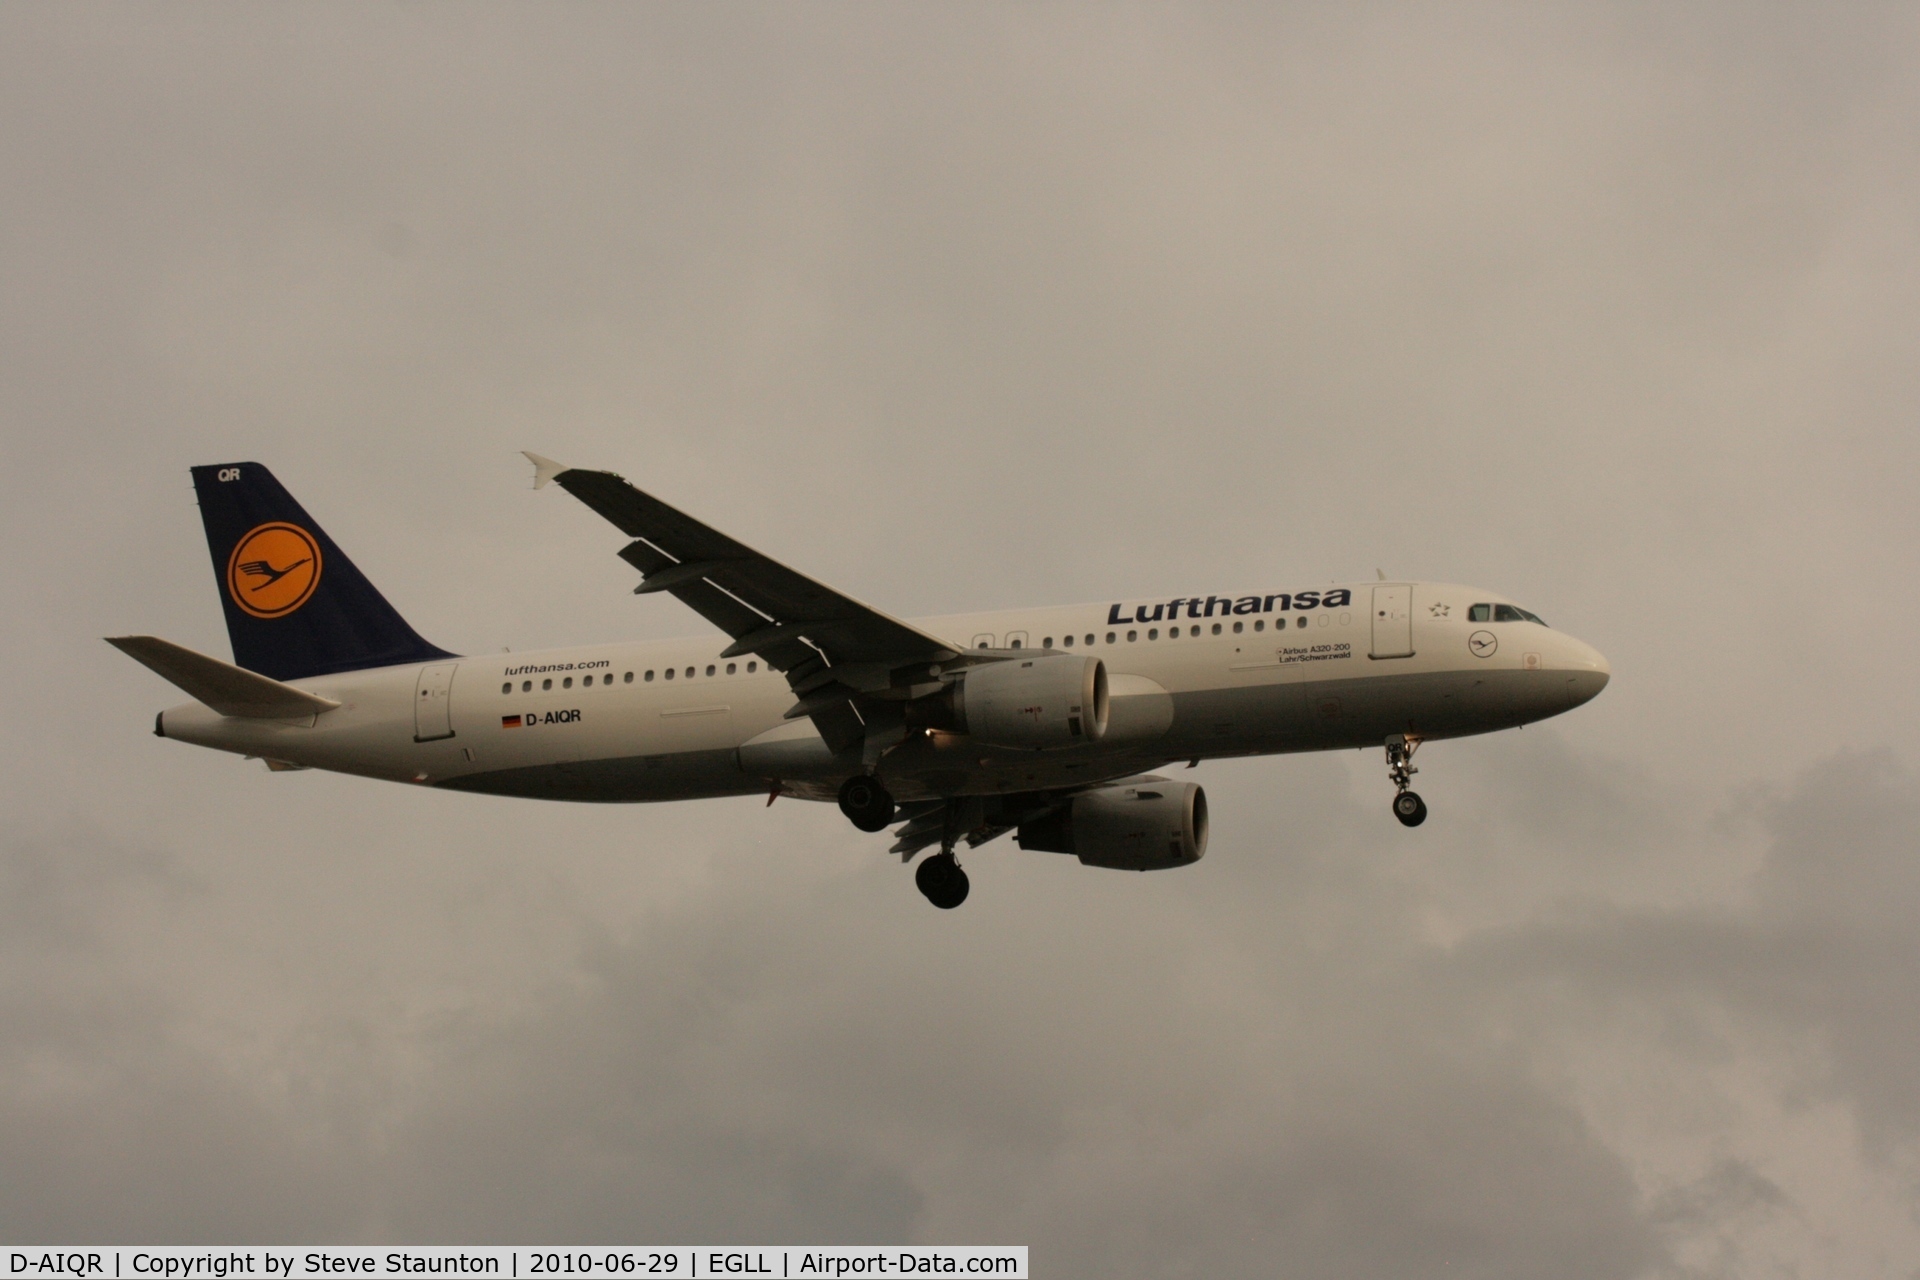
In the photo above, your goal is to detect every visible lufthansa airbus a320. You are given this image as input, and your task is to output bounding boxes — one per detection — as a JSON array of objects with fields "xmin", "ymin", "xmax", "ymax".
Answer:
[{"xmin": 110, "ymin": 456, "xmax": 1610, "ymax": 908}]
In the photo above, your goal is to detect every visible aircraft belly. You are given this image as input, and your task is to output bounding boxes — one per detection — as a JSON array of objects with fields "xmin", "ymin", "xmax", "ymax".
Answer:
[
  {"xmin": 1448, "ymin": 668, "xmax": 1584, "ymax": 732},
  {"xmin": 435, "ymin": 748, "xmax": 759, "ymax": 803},
  {"xmin": 1161, "ymin": 684, "xmax": 1314, "ymax": 755},
  {"xmin": 879, "ymin": 742, "xmax": 1174, "ymax": 801},
  {"xmin": 1300, "ymin": 668, "xmax": 1582, "ymax": 748},
  {"xmin": 1135, "ymin": 668, "xmax": 1547, "ymax": 756}
]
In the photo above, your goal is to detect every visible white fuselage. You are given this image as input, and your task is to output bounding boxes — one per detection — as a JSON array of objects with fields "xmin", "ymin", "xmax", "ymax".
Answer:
[{"xmin": 158, "ymin": 582, "xmax": 1610, "ymax": 804}]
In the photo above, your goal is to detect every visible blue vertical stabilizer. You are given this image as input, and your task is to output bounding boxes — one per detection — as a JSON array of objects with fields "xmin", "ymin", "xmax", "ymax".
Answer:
[{"xmin": 190, "ymin": 462, "xmax": 455, "ymax": 680}]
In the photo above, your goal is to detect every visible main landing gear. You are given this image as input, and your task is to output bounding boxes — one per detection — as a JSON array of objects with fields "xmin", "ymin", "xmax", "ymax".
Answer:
[
  {"xmin": 1385, "ymin": 734, "xmax": 1427, "ymax": 828},
  {"xmin": 838, "ymin": 774, "xmax": 897, "ymax": 833},
  {"xmin": 915, "ymin": 851, "xmax": 971, "ymax": 910},
  {"xmin": 839, "ymin": 778, "xmax": 971, "ymax": 909}
]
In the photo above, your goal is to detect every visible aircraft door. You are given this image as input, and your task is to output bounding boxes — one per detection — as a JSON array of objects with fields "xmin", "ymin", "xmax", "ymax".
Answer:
[
  {"xmin": 414, "ymin": 663, "xmax": 458, "ymax": 741},
  {"xmin": 1370, "ymin": 585, "xmax": 1413, "ymax": 659}
]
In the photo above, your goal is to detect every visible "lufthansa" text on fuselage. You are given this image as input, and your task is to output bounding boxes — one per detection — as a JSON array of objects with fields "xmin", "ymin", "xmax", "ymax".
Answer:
[{"xmin": 1106, "ymin": 589, "xmax": 1353, "ymax": 625}]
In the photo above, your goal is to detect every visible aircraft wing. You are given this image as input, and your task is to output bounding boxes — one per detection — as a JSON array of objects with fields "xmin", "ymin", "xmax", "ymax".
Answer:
[{"xmin": 525, "ymin": 453, "xmax": 964, "ymax": 755}]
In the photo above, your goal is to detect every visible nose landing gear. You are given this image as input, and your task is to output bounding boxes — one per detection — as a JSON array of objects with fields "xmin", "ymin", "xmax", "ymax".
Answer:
[
  {"xmin": 1392, "ymin": 790, "xmax": 1428, "ymax": 826},
  {"xmin": 1385, "ymin": 734, "xmax": 1427, "ymax": 827},
  {"xmin": 838, "ymin": 774, "xmax": 897, "ymax": 832}
]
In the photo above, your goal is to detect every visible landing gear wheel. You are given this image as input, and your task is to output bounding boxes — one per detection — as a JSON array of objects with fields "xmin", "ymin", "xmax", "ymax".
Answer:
[
  {"xmin": 1383, "ymin": 735, "xmax": 1427, "ymax": 828},
  {"xmin": 838, "ymin": 775, "xmax": 896, "ymax": 833},
  {"xmin": 1393, "ymin": 791, "xmax": 1428, "ymax": 827},
  {"xmin": 915, "ymin": 852, "xmax": 971, "ymax": 909}
]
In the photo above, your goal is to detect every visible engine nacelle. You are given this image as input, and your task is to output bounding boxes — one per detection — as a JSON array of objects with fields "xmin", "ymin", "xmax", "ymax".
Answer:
[
  {"xmin": 909, "ymin": 654, "xmax": 1109, "ymax": 750},
  {"xmin": 1016, "ymin": 781, "xmax": 1208, "ymax": 871}
]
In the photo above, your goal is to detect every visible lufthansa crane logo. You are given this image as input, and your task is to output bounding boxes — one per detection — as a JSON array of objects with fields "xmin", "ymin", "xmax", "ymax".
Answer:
[{"xmin": 226, "ymin": 522, "xmax": 322, "ymax": 618}]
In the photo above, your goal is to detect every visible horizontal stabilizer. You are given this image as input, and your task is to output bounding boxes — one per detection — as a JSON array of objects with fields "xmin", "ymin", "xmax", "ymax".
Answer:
[{"xmin": 106, "ymin": 636, "xmax": 341, "ymax": 719}]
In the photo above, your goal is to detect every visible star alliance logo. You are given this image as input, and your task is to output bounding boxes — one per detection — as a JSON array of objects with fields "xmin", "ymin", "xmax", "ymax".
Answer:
[{"xmin": 1429, "ymin": 602, "xmax": 1450, "ymax": 617}]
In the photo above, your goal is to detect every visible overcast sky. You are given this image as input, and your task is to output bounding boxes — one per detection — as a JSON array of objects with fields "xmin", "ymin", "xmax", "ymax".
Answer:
[{"xmin": 5, "ymin": 4, "xmax": 1920, "ymax": 1274}]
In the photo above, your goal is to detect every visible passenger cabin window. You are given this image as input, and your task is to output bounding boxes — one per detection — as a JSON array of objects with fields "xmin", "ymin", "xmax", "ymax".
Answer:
[
  {"xmin": 726, "ymin": 662, "xmax": 736, "ymax": 675},
  {"xmin": 1085, "ymin": 634, "xmax": 1095, "ymax": 645},
  {"xmin": 1062, "ymin": 635, "xmax": 1074, "ymax": 647},
  {"xmin": 747, "ymin": 661, "xmax": 758, "ymax": 673},
  {"xmin": 522, "ymin": 680, "xmax": 532, "ymax": 692},
  {"xmin": 705, "ymin": 665, "xmax": 716, "ymax": 677},
  {"xmin": 645, "ymin": 670, "xmax": 654, "ymax": 681},
  {"xmin": 665, "ymin": 669, "xmax": 675, "ymax": 680},
  {"xmin": 624, "ymin": 672, "xmax": 633, "ymax": 683},
  {"xmin": 542, "ymin": 678, "xmax": 552, "ymax": 691}
]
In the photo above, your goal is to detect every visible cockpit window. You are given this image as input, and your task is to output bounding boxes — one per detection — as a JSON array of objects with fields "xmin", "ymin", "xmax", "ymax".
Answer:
[
  {"xmin": 1469, "ymin": 604, "xmax": 1491, "ymax": 622},
  {"xmin": 1492, "ymin": 604, "xmax": 1548, "ymax": 625}
]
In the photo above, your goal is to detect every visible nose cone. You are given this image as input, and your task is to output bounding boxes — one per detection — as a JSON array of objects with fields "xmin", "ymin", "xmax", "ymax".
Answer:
[{"xmin": 1562, "ymin": 637, "xmax": 1610, "ymax": 709}]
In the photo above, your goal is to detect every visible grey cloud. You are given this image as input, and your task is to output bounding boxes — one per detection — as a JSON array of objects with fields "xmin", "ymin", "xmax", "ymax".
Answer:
[
  {"xmin": 3, "ymin": 761, "xmax": 1670, "ymax": 1275},
  {"xmin": 1456, "ymin": 751, "xmax": 1920, "ymax": 1156},
  {"xmin": 1645, "ymin": 1158, "xmax": 1795, "ymax": 1280}
]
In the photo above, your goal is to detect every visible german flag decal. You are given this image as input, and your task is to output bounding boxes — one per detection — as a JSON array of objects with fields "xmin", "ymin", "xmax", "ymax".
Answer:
[{"xmin": 501, "ymin": 715, "xmax": 522, "ymax": 728}]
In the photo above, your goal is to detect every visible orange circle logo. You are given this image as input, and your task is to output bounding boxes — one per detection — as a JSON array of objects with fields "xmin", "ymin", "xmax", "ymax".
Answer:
[{"xmin": 226, "ymin": 522, "xmax": 322, "ymax": 618}]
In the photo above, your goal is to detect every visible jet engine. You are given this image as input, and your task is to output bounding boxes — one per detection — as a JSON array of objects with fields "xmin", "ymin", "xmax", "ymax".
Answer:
[
  {"xmin": 907, "ymin": 654, "xmax": 1109, "ymax": 749},
  {"xmin": 1015, "ymin": 781, "xmax": 1208, "ymax": 871}
]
